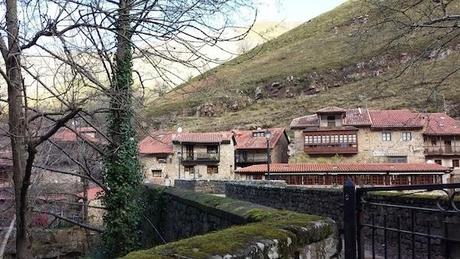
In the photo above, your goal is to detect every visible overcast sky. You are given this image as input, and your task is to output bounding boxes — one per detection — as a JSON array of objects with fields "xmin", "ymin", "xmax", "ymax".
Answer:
[{"xmin": 255, "ymin": 0, "xmax": 348, "ymax": 22}]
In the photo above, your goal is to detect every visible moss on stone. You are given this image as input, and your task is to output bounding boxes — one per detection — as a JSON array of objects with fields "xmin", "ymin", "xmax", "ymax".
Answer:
[{"xmin": 124, "ymin": 187, "xmax": 334, "ymax": 259}]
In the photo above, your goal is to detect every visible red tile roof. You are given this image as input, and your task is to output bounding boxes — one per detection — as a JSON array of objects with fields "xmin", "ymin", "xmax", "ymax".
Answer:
[
  {"xmin": 52, "ymin": 127, "xmax": 100, "ymax": 143},
  {"xmin": 234, "ymin": 128, "xmax": 287, "ymax": 150},
  {"xmin": 290, "ymin": 115, "xmax": 319, "ymax": 129},
  {"xmin": 139, "ymin": 132, "xmax": 174, "ymax": 154},
  {"xmin": 172, "ymin": 132, "xmax": 233, "ymax": 144},
  {"xmin": 236, "ymin": 163, "xmax": 449, "ymax": 174},
  {"xmin": 316, "ymin": 106, "xmax": 346, "ymax": 113},
  {"xmin": 424, "ymin": 113, "xmax": 460, "ymax": 136},
  {"xmin": 369, "ymin": 110, "xmax": 423, "ymax": 129},
  {"xmin": 290, "ymin": 108, "xmax": 428, "ymax": 130},
  {"xmin": 344, "ymin": 108, "xmax": 372, "ymax": 126}
]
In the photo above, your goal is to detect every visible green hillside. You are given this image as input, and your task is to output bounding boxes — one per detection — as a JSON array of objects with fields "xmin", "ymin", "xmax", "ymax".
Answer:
[{"xmin": 144, "ymin": 0, "xmax": 460, "ymax": 131}]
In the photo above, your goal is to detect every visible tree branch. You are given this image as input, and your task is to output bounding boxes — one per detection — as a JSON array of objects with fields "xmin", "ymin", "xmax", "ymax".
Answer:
[{"xmin": 33, "ymin": 210, "xmax": 104, "ymax": 233}]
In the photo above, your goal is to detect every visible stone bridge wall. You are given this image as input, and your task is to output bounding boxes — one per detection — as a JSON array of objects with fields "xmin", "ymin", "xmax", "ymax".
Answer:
[{"xmin": 132, "ymin": 184, "xmax": 338, "ymax": 258}]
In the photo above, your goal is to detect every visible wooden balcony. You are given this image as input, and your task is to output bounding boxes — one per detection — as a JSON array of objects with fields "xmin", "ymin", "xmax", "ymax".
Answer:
[
  {"xmin": 424, "ymin": 146, "xmax": 460, "ymax": 156},
  {"xmin": 235, "ymin": 153, "xmax": 268, "ymax": 165},
  {"xmin": 182, "ymin": 152, "xmax": 220, "ymax": 163},
  {"xmin": 304, "ymin": 144, "xmax": 358, "ymax": 155}
]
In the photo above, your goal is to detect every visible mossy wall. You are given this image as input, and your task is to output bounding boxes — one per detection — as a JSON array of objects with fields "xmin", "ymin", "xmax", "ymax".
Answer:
[{"xmin": 126, "ymin": 184, "xmax": 337, "ymax": 258}]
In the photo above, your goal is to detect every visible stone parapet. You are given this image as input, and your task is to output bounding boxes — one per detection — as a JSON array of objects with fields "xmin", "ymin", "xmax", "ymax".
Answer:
[{"xmin": 125, "ymin": 184, "xmax": 337, "ymax": 258}]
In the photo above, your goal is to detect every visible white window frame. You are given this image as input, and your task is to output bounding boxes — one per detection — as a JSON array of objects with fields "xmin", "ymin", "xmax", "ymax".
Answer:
[
  {"xmin": 382, "ymin": 132, "xmax": 392, "ymax": 141},
  {"xmin": 401, "ymin": 132, "xmax": 412, "ymax": 141}
]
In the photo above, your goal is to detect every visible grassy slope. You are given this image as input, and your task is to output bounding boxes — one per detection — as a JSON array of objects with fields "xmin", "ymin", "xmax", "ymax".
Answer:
[{"xmin": 145, "ymin": 0, "xmax": 460, "ymax": 131}]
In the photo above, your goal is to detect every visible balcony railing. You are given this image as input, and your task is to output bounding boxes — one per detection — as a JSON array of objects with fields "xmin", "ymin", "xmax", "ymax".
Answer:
[
  {"xmin": 182, "ymin": 152, "xmax": 220, "ymax": 162},
  {"xmin": 424, "ymin": 146, "xmax": 460, "ymax": 155},
  {"xmin": 236, "ymin": 154, "xmax": 268, "ymax": 164},
  {"xmin": 304, "ymin": 144, "xmax": 358, "ymax": 155}
]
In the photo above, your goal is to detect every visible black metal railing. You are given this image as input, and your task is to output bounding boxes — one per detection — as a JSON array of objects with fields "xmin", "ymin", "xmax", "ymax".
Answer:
[
  {"xmin": 343, "ymin": 179, "xmax": 460, "ymax": 259},
  {"xmin": 235, "ymin": 153, "xmax": 268, "ymax": 164},
  {"xmin": 182, "ymin": 152, "xmax": 219, "ymax": 162}
]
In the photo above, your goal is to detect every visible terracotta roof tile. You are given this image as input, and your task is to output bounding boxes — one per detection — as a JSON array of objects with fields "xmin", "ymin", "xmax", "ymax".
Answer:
[
  {"xmin": 234, "ymin": 128, "xmax": 287, "ymax": 150},
  {"xmin": 172, "ymin": 132, "xmax": 233, "ymax": 144},
  {"xmin": 52, "ymin": 127, "xmax": 100, "ymax": 143},
  {"xmin": 289, "ymin": 115, "xmax": 319, "ymax": 129},
  {"xmin": 344, "ymin": 108, "xmax": 372, "ymax": 126},
  {"xmin": 139, "ymin": 132, "xmax": 174, "ymax": 154},
  {"xmin": 316, "ymin": 106, "xmax": 346, "ymax": 113},
  {"xmin": 291, "ymin": 108, "xmax": 424, "ymax": 129},
  {"xmin": 424, "ymin": 113, "xmax": 460, "ymax": 136},
  {"xmin": 369, "ymin": 110, "xmax": 423, "ymax": 129},
  {"xmin": 236, "ymin": 163, "xmax": 449, "ymax": 174}
]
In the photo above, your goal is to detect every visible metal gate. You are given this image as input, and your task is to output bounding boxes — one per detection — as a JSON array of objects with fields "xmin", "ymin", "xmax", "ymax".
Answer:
[{"xmin": 343, "ymin": 179, "xmax": 460, "ymax": 259}]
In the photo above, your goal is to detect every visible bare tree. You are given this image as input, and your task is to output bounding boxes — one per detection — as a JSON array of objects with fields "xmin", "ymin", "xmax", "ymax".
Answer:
[{"xmin": 1, "ymin": 0, "xmax": 255, "ymax": 257}]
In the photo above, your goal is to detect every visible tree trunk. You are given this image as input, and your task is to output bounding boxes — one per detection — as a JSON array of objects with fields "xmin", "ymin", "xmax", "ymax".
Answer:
[
  {"xmin": 102, "ymin": 0, "xmax": 142, "ymax": 256},
  {"xmin": 5, "ymin": 0, "xmax": 34, "ymax": 258}
]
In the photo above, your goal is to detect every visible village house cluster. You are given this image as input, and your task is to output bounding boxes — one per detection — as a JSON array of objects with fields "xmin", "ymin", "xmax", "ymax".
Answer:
[
  {"xmin": 138, "ymin": 128, "xmax": 289, "ymax": 185},
  {"xmin": 139, "ymin": 107, "xmax": 460, "ymax": 186}
]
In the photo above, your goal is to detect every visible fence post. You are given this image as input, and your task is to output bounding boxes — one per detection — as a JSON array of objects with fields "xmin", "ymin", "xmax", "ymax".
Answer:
[{"xmin": 343, "ymin": 178, "xmax": 357, "ymax": 259}]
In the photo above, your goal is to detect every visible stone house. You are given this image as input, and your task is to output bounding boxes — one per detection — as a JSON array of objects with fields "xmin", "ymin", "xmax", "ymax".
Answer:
[
  {"xmin": 172, "ymin": 132, "xmax": 236, "ymax": 181},
  {"xmin": 290, "ymin": 107, "xmax": 460, "ymax": 169},
  {"xmin": 423, "ymin": 113, "xmax": 460, "ymax": 169},
  {"xmin": 138, "ymin": 132, "xmax": 176, "ymax": 185},
  {"xmin": 233, "ymin": 128, "xmax": 289, "ymax": 168},
  {"xmin": 139, "ymin": 131, "xmax": 235, "ymax": 184}
]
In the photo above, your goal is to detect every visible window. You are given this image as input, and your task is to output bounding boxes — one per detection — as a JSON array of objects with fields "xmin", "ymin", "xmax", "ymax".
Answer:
[
  {"xmin": 445, "ymin": 140, "xmax": 452, "ymax": 151},
  {"xmin": 434, "ymin": 160, "xmax": 442, "ymax": 165},
  {"xmin": 158, "ymin": 158, "xmax": 167, "ymax": 164},
  {"xmin": 401, "ymin": 132, "xmax": 412, "ymax": 141},
  {"xmin": 332, "ymin": 135, "xmax": 338, "ymax": 143},
  {"xmin": 339, "ymin": 135, "xmax": 344, "ymax": 143},
  {"xmin": 453, "ymin": 160, "xmax": 459, "ymax": 168},
  {"xmin": 327, "ymin": 116, "xmax": 336, "ymax": 128},
  {"xmin": 207, "ymin": 165, "xmax": 218, "ymax": 174},
  {"xmin": 207, "ymin": 145, "xmax": 218, "ymax": 154},
  {"xmin": 185, "ymin": 145, "xmax": 194, "ymax": 160},
  {"xmin": 382, "ymin": 132, "xmax": 391, "ymax": 141},
  {"xmin": 387, "ymin": 156, "xmax": 407, "ymax": 163},
  {"xmin": 151, "ymin": 169, "xmax": 162, "ymax": 177},
  {"xmin": 431, "ymin": 138, "xmax": 438, "ymax": 145},
  {"xmin": 351, "ymin": 134, "xmax": 357, "ymax": 143},
  {"xmin": 184, "ymin": 166, "xmax": 194, "ymax": 175}
]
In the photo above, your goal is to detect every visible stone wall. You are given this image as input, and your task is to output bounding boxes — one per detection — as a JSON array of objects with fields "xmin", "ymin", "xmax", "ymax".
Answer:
[
  {"xmin": 174, "ymin": 179, "xmax": 288, "ymax": 194},
  {"xmin": 225, "ymin": 182, "xmax": 460, "ymax": 258},
  {"xmin": 133, "ymin": 184, "xmax": 338, "ymax": 258},
  {"xmin": 174, "ymin": 179, "xmax": 228, "ymax": 193},
  {"xmin": 357, "ymin": 128, "xmax": 425, "ymax": 163},
  {"xmin": 226, "ymin": 182, "xmax": 343, "ymax": 226}
]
